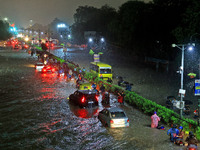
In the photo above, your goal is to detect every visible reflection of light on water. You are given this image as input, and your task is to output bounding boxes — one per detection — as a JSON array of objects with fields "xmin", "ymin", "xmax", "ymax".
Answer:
[
  {"xmin": 41, "ymin": 87, "xmax": 55, "ymax": 93},
  {"xmin": 70, "ymin": 103, "xmax": 99, "ymax": 118},
  {"xmin": 38, "ymin": 119, "xmax": 63, "ymax": 134},
  {"xmin": 41, "ymin": 73, "xmax": 57, "ymax": 78},
  {"xmin": 24, "ymin": 64, "xmax": 35, "ymax": 67},
  {"xmin": 37, "ymin": 87, "xmax": 57, "ymax": 101},
  {"xmin": 108, "ymin": 128, "xmax": 126, "ymax": 140}
]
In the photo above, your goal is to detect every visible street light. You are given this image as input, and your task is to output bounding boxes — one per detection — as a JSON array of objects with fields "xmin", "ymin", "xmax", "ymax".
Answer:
[
  {"xmin": 172, "ymin": 43, "xmax": 195, "ymax": 118},
  {"xmin": 89, "ymin": 38, "xmax": 93, "ymax": 42},
  {"xmin": 57, "ymin": 24, "xmax": 66, "ymax": 28},
  {"xmin": 24, "ymin": 37, "xmax": 29, "ymax": 42}
]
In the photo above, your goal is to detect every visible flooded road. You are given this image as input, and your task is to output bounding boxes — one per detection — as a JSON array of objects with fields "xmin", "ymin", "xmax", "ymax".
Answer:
[{"xmin": 0, "ymin": 49, "xmax": 188, "ymax": 150}]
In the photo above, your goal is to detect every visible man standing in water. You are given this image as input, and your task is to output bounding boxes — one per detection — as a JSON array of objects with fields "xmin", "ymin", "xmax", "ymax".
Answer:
[{"xmin": 151, "ymin": 112, "xmax": 160, "ymax": 128}]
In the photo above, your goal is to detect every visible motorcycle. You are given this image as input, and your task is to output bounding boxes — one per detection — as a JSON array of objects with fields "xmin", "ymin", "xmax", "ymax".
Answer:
[
  {"xmin": 117, "ymin": 76, "xmax": 129, "ymax": 87},
  {"xmin": 174, "ymin": 139, "xmax": 184, "ymax": 146},
  {"xmin": 187, "ymin": 144, "xmax": 197, "ymax": 150}
]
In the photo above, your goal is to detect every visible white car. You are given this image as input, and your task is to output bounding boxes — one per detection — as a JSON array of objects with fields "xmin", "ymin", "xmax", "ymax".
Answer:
[
  {"xmin": 35, "ymin": 62, "xmax": 44, "ymax": 71},
  {"xmin": 98, "ymin": 107, "xmax": 129, "ymax": 128}
]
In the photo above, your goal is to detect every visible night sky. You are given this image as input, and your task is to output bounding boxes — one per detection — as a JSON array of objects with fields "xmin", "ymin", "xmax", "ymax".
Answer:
[{"xmin": 0, "ymin": 0, "xmax": 151, "ymax": 28}]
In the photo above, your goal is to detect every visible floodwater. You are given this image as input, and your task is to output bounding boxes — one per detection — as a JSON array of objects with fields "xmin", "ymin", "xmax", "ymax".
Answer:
[{"xmin": 0, "ymin": 49, "xmax": 189, "ymax": 150}]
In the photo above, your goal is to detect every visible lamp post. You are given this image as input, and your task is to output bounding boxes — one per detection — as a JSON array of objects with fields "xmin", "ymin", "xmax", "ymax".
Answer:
[{"xmin": 172, "ymin": 43, "xmax": 195, "ymax": 118}]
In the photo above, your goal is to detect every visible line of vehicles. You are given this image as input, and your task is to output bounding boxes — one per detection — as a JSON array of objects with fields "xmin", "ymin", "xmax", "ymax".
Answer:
[{"xmin": 35, "ymin": 59, "xmax": 129, "ymax": 128}]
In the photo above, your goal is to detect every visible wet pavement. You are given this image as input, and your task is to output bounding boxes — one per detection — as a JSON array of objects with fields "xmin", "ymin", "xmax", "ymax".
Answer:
[{"xmin": 0, "ymin": 49, "xmax": 193, "ymax": 150}]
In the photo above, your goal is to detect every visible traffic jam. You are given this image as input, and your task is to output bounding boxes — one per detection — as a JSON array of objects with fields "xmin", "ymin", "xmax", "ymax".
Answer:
[{"xmin": 34, "ymin": 51, "xmax": 130, "ymax": 129}]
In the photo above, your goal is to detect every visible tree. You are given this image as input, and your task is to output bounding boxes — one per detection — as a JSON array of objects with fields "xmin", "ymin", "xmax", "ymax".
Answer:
[
  {"xmin": 71, "ymin": 5, "xmax": 117, "ymax": 44},
  {"xmin": 0, "ymin": 20, "xmax": 12, "ymax": 40}
]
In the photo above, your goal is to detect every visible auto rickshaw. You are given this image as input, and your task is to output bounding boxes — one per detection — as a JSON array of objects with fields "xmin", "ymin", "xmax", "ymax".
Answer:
[{"xmin": 77, "ymin": 82, "xmax": 92, "ymax": 90}]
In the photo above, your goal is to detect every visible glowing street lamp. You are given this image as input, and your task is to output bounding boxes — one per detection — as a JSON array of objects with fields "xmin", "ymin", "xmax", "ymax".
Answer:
[
  {"xmin": 172, "ymin": 43, "xmax": 195, "ymax": 118},
  {"xmin": 25, "ymin": 37, "xmax": 29, "ymax": 42},
  {"xmin": 101, "ymin": 38, "xmax": 104, "ymax": 42},
  {"xmin": 57, "ymin": 24, "xmax": 67, "ymax": 28},
  {"xmin": 89, "ymin": 38, "xmax": 93, "ymax": 42},
  {"xmin": 4, "ymin": 17, "xmax": 8, "ymax": 21}
]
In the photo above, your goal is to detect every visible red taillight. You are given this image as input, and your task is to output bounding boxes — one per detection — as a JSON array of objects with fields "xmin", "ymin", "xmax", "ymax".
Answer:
[
  {"xmin": 127, "ymin": 119, "xmax": 129, "ymax": 123},
  {"xmin": 51, "ymin": 44, "xmax": 54, "ymax": 47},
  {"xmin": 81, "ymin": 97, "xmax": 86, "ymax": 103},
  {"xmin": 43, "ymin": 69, "xmax": 47, "ymax": 72},
  {"xmin": 110, "ymin": 120, "xmax": 114, "ymax": 124},
  {"xmin": 47, "ymin": 66, "xmax": 50, "ymax": 69},
  {"xmin": 95, "ymin": 95, "xmax": 98, "ymax": 101},
  {"xmin": 189, "ymin": 148, "xmax": 196, "ymax": 150},
  {"xmin": 52, "ymin": 68, "xmax": 55, "ymax": 72}
]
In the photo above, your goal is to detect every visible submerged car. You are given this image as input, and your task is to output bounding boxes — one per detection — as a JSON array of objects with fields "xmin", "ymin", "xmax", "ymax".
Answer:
[
  {"xmin": 98, "ymin": 107, "xmax": 129, "ymax": 128},
  {"xmin": 69, "ymin": 90, "xmax": 98, "ymax": 107},
  {"xmin": 42, "ymin": 65, "xmax": 56, "ymax": 73},
  {"xmin": 35, "ymin": 62, "xmax": 44, "ymax": 71}
]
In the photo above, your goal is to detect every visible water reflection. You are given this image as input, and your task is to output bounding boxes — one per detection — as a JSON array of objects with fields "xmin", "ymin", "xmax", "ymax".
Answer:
[
  {"xmin": 69, "ymin": 103, "xmax": 99, "ymax": 119},
  {"xmin": 38, "ymin": 119, "xmax": 64, "ymax": 134},
  {"xmin": 108, "ymin": 128, "xmax": 126, "ymax": 141}
]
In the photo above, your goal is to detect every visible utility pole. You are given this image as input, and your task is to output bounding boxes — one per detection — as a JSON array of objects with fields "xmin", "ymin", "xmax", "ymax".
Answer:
[{"xmin": 172, "ymin": 43, "xmax": 195, "ymax": 118}]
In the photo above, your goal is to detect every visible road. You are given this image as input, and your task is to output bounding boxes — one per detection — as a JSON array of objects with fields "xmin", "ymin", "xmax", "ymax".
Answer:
[{"xmin": 0, "ymin": 48, "xmax": 189, "ymax": 150}]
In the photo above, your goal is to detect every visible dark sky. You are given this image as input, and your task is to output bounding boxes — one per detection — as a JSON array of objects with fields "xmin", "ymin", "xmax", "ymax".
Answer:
[{"xmin": 0, "ymin": 0, "xmax": 151, "ymax": 28}]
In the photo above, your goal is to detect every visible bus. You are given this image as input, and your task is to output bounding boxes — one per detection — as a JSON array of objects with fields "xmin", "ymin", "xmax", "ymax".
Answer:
[{"xmin": 90, "ymin": 62, "xmax": 112, "ymax": 80}]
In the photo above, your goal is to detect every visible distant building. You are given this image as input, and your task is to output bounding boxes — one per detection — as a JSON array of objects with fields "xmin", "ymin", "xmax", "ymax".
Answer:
[{"xmin": 24, "ymin": 18, "xmax": 70, "ymax": 43}]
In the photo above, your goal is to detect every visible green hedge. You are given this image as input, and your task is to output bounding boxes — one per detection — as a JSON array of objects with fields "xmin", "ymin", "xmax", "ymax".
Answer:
[{"xmin": 35, "ymin": 46, "xmax": 200, "ymax": 140}]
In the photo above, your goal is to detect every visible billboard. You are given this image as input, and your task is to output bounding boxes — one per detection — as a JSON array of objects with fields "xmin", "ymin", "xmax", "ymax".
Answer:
[{"xmin": 195, "ymin": 79, "xmax": 200, "ymax": 96}]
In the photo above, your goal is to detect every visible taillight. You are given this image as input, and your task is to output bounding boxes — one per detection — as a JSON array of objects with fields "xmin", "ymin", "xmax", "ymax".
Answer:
[
  {"xmin": 47, "ymin": 66, "xmax": 50, "ymax": 69},
  {"xmin": 81, "ymin": 97, "xmax": 86, "ymax": 103},
  {"xmin": 52, "ymin": 68, "xmax": 55, "ymax": 72},
  {"xmin": 110, "ymin": 120, "xmax": 114, "ymax": 124},
  {"xmin": 95, "ymin": 95, "xmax": 98, "ymax": 101},
  {"xmin": 43, "ymin": 69, "xmax": 47, "ymax": 72},
  {"xmin": 189, "ymin": 148, "xmax": 196, "ymax": 150},
  {"xmin": 127, "ymin": 119, "xmax": 129, "ymax": 123}
]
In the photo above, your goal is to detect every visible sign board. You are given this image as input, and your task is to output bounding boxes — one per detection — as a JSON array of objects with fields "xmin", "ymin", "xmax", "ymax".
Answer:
[
  {"xmin": 179, "ymin": 89, "xmax": 186, "ymax": 95},
  {"xmin": 94, "ymin": 54, "xmax": 100, "ymax": 62},
  {"xmin": 195, "ymin": 79, "xmax": 200, "ymax": 96},
  {"xmin": 178, "ymin": 89, "xmax": 186, "ymax": 98},
  {"xmin": 175, "ymin": 101, "xmax": 185, "ymax": 109}
]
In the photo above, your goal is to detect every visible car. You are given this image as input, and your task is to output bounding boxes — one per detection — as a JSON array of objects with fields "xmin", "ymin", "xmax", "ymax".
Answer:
[
  {"xmin": 98, "ymin": 107, "xmax": 129, "ymax": 128},
  {"xmin": 42, "ymin": 65, "xmax": 56, "ymax": 73},
  {"xmin": 69, "ymin": 90, "xmax": 98, "ymax": 107},
  {"xmin": 77, "ymin": 81, "xmax": 92, "ymax": 90},
  {"xmin": 35, "ymin": 62, "xmax": 44, "ymax": 71}
]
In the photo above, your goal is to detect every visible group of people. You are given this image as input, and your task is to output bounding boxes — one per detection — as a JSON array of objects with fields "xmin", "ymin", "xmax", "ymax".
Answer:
[
  {"xmin": 167, "ymin": 124, "xmax": 198, "ymax": 149},
  {"xmin": 91, "ymin": 82, "xmax": 125, "ymax": 105},
  {"xmin": 166, "ymin": 98, "xmax": 191, "ymax": 115},
  {"xmin": 151, "ymin": 112, "xmax": 198, "ymax": 149}
]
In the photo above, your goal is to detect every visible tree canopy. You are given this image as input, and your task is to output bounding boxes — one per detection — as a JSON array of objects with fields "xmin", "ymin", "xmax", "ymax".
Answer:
[
  {"xmin": 0, "ymin": 20, "xmax": 12, "ymax": 40},
  {"xmin": 71, "ymin": 0, "xmax": 200, "ymax": 60}
]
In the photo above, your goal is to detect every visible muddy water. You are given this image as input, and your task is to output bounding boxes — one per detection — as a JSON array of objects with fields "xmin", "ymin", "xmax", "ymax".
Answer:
[{"xmin": 0, "ymin": 49, "xmax": 188, "ymax": 150}]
